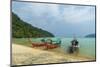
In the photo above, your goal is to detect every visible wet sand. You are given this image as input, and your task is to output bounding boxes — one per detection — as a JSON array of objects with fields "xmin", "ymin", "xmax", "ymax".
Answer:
[{"xmin": 12, "ymin": 44, "xmax": 95, "ymax": 65}]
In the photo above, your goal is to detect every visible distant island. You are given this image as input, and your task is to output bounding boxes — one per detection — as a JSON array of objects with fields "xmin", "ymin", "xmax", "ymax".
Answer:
[
  {"xmin": 85, "ymin": 34, "xmax": 95, "ymax": 38},
  {"xmin": 12, "ymin": 12, "xmax": 54, "ymax": 38}
]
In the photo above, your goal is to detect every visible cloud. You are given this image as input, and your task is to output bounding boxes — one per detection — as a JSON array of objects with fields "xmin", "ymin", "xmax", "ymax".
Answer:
[
  {"xmin": 12, "ymin": 1, "xmax": 95, "ymax": 37},
  {"xmin": 59, "ymin": 5, "xmax": 95, "ymax": 24}
]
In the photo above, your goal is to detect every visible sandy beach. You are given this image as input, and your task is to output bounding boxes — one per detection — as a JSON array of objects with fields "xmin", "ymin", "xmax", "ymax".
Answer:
[{"xmin": 12, "ymin": 44, "xmax": 95, "ymax": 65}]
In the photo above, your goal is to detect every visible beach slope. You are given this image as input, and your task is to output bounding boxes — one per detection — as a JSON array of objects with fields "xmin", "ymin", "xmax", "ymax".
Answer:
[{"xmin": 12, "ymin": 44, "xmax": 94, "ymax": 65}]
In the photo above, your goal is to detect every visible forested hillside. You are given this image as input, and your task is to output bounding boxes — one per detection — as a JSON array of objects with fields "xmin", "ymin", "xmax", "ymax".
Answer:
[
  {"xmin": 12, "ymin": 12, "xmax": 54, "ymax": 38},
  {"xmin": 85, "ymin": 33, "xmax": 95, "ymax": 38}
]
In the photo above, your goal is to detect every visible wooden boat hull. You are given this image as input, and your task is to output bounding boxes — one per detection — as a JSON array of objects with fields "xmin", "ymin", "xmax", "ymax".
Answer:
[
  {"xmin": 45, "ymin": 44, "xmax": 58, "ymax": 49},
  {"xmin": 32, "ymin": 43, "xmax": 59, "ymax": 49},
  {"xmin": 32, "ymin": 43, "xmax": 46, "ymax": 47}
]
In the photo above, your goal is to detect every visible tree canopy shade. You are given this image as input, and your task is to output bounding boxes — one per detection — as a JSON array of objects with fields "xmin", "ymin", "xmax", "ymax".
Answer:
[{"xmin": 12, "ymin": 12, "xmax": 54, "ymax": 38}]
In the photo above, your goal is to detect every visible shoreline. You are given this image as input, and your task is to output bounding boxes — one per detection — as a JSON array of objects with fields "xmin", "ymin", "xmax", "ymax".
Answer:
[{"xmin": 12, "ymin": 43, "xmax": 95, "ymax": 65}]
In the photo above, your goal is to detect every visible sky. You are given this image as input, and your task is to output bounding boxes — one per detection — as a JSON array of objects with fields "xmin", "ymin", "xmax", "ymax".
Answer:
[{"xmin": 12, "ymin": 1, "xmax": 96, "ymax": 37}]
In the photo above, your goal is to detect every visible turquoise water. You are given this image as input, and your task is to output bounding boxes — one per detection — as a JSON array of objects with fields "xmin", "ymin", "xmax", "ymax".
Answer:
[{"xmin": 31, "ymin": 38, "xmax": 95, "ymax": 58}]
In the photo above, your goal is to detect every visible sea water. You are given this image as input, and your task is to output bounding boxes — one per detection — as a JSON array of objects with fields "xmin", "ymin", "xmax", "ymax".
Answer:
[{"xmin": 31, "ymin": 37, "xmax": 95, "ymax": 58}]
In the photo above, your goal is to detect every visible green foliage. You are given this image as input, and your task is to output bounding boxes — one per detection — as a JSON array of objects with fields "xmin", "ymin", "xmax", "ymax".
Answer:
[{"xmin": 12, "ymin": 12, "xmax": 54, "ymax": 38}]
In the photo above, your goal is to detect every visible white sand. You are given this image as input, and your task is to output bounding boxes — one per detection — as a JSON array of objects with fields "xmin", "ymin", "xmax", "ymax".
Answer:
[{"xmin": 12, "ymin": 44, "xmax": 95, "ymax": 65}]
